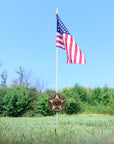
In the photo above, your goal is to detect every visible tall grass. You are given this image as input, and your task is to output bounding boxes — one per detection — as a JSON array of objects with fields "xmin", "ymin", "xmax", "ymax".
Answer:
[{"xmin": 0, "ymin": 116, "xmax": 114, "ymax": 144}]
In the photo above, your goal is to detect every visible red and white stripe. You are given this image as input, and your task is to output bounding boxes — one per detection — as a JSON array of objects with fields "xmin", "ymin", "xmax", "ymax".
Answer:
[{"xmin": 56, "ymin": 32, "xmax": 86, "ymax": 64}]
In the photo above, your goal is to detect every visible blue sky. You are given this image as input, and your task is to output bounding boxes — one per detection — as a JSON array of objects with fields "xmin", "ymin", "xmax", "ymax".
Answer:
[{"xmin": 0, "ymin": 0, "xmax": 114, "ymax": 90}]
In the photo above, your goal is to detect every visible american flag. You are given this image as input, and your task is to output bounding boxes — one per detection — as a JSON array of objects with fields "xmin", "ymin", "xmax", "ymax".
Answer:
[{"xmin": 56, "ymin": 15, "xmax": 86, "ymax": 64}]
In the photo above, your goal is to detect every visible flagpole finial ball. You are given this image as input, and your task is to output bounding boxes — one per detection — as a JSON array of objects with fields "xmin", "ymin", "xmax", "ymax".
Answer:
[{"xmin": 56, "ymin": 8, "xmax": 58, "ymax": 15}]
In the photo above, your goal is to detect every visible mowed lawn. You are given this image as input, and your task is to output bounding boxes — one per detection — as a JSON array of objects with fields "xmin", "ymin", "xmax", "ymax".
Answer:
[{"xmin": 0, "ymin": 115, "xmax": 114, "ymax": 144}]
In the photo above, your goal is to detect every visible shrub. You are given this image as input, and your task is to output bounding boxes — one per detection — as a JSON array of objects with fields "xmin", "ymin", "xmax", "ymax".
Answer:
[
  {"xmin": 3, "ymin": 86, "xmax": 32, "ymax": 117},
  {"xmin": 65, "ymin": 98, "xmax": 81, "ymax": 114},
  {"xmin": 37, "ymin": 94, "xmax": 55, "ymax": 116},
  {"xmin": 0, "ymin": 87, "xmax": 8, "ymax": 115}
]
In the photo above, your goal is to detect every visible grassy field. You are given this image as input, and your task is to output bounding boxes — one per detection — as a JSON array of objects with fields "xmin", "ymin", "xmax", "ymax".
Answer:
[{"xmin": 0, "ymin": 115, "xmax": 114, "ymax": 144}]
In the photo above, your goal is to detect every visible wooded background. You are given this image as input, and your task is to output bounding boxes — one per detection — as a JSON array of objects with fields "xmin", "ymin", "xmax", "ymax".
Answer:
[{"xmin": 0, "ymin": 66, "xmax": 114, "ymax": 117}]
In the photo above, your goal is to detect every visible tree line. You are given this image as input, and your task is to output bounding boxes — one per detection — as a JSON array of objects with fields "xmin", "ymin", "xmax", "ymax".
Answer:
[{"xmin": 0, "ymin": 66, "xmax": 114, "ymax": 117}]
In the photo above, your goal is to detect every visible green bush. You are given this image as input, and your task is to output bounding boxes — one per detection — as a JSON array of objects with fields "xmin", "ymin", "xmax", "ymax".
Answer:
[
  {"xmin": 3, "ymin": 86, "xmax": 32, "ymax": 117},
  {"xmin": 0, "ymin": 87, "xmax": 8, "ymax": 115},
  {"xmin": 0, "ymin": 83, "xmax": 113, "ymax": 117},
  {"xmin": 105, "ymin": 100, "xmax": 114, "ymax": 115},
  {"xmin": 37, "ymin": 94, "xmax": 55, "ymax": 116},
  {"xmin": 65, "ymin": 98, "xmax": 81, "ymax": 114}
]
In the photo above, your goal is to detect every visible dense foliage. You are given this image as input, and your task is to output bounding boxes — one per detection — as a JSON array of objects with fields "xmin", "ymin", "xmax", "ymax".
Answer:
[
  {"xmin": 0, "ymin": 83, "xmax": 114, "ymax": 117},
  {"xmin": 3, "ymin": 86, "xmax": 31, "ymax": 116}
]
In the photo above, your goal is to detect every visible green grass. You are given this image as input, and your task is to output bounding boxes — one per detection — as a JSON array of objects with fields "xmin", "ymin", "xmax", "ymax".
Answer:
[{"xmin": 0, "ymin": 115, "xmax": 114, "ymax": 144}]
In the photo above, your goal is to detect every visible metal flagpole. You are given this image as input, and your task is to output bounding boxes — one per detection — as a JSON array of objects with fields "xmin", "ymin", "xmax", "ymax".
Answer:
[
  {"xmin": 56, "ymin": 8, "xmax": 58, "ymax": 128},
  {"xmin": 56, "ymin": 46, "xmax": 58, "ymax": 128}
]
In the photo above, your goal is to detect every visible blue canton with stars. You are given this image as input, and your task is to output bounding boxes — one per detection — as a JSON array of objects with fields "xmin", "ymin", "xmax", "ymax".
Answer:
[{"xmin": 57, "ymin": 15, "xmax": 70, "ymax": 35}]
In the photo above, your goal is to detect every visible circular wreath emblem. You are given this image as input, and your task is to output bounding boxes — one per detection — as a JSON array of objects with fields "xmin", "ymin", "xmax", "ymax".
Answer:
[{"xmin": 48, "ymin": 93, "xmax": 66, "ymax": 112}]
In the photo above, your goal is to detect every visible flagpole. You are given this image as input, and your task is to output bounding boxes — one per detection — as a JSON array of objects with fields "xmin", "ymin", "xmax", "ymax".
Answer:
[
  {"xmin": 56, "ymin": 46, "xmax": 58, "ymax": 93},
  {"xmin": 56, "ymin": 46, "xmax": 58, "ymax": 128},
  {"xmin": 56, "ymin": 8, "xmax": 58, "ymax": 128}
]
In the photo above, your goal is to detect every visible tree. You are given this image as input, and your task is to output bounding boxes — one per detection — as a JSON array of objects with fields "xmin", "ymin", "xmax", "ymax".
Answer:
[
  {"xmin": 13, "ymin": 66, "xmax": 46, "ymax": 92},
  {"xmin": 13, "ymin": 66, "xmax": 31, "ymax": 86},
  {"xmin": 0, "ymin": 71, "xmax": 8, "ymax": 87},
  {"xmin": 91, "ymin": 87, "xmax": 102, "ymax": 105},
  {"xmin": 60, "ymin": 87, "xmax": 74, "ymax": 98},
  {"xmin": 102, "ymin": 86, "xmax": 111, "ymax": 105},
  {"xmin": 32, "ymin": 79, "xmax": 47, "ymax": 92},
  {"xmin": 43, "ymin": 89, "xmax": 56, "ymax": 96},
  {"xmin": 73, "ymin": 84, "xmax": 87, "ymax": 102}
]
